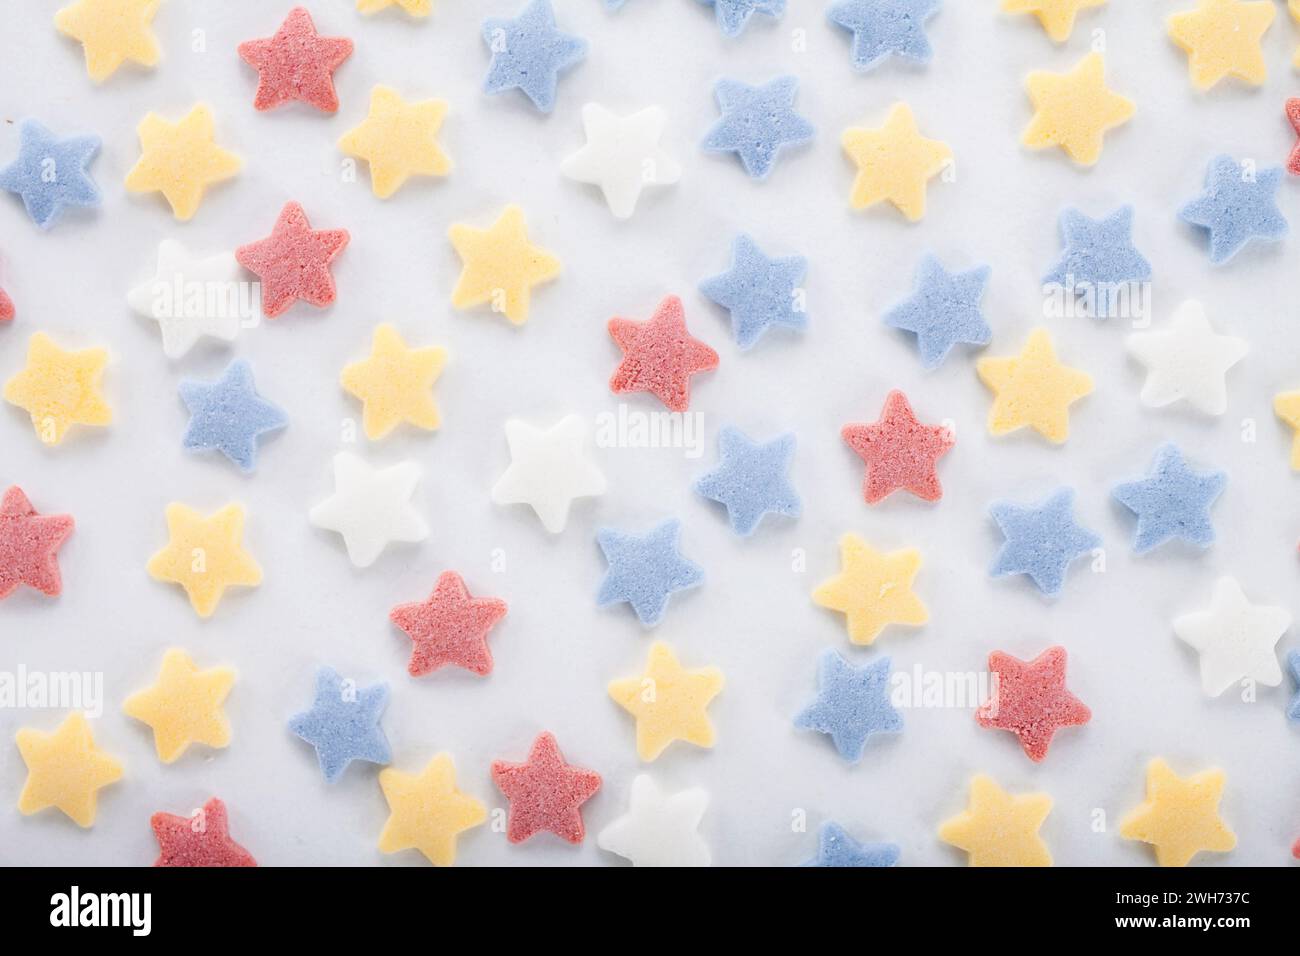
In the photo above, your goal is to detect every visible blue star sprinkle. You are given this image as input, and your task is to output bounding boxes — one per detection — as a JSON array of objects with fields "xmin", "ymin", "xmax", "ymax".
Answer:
[
  {"xmin": 701, "ymin": 76, "xmax": 814, "ymax": 180},
  {"xmin": 1112, "ymin": 444, "xmax": 1225, "ymax": 554},
  {"xmin": 990, "ymin": 488, "xmax": 1100, "ymax": 597},
  {"xmin": 0, "ymin": 119, "xmax": 101, "ymax": 229},
  {"xmin": 802, "ymin": 821, "xmax": 900, "ymax": 867},
  {"xmin": 1286, "ymin": 652, "xmax": 1300, "ymax": 722},
  {"xmin": 883, "ymin": 254, "xmax": 990, "ymax": 368},
  {"xmin": 694, "ymin": 427, "xmax": 801, "ymax": 536},
  {"xmin": 482, "ymin": 0, "xmax": 587, "ymax": 114},
  {"xmin": 179, "ymin": 359, "xmax": 288, "ymax": 474},
  {"xmin": 699, "ymin": 234, "xmax": 808, "ymax": 349},
  {"xmin": 794, "ymin": 650, "xmax": 902, "ymax": 763},
  {"xmin": 288, "ymin": 666, "xmax": 392, "ymax": 784},
  {"xmin": 1179, "ymin": 155, "xmax": 1287, "ymax": 264},
  {"xmin": 827, "ymin": 0, "xmax": 941, "ymax": 72},
  {"xmin": 596, "ymin": 519, "xmax": 704, "ymax": 626},
  {"xmin": 1043, "ymin": 206, "xmax": 1151, "ymax": 318},
  {"xmin": 698, "ymin": 0, "xmax": 786, "ymax": 37}
]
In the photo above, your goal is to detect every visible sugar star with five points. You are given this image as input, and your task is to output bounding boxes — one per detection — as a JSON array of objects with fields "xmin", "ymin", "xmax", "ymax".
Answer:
[
  {"xmin": 597, "ymin": 775, "xmax": 711, "ymax": 867},
  {"xmin": 179, "ymin": 359, "xmax": 288, "ymax": 473},
  {"xmin": 794, "ymin": 650, "xmax": 903, "ymax": 763},
  {"xmin": 288, "ymin": 666, "xmax": 391, "ymax": 783},
  {"xmin": 1112, "ymin": 444, "xmax": 1225, "ymax": 553},
  {"xmin": 123, "ymin": 649, "xmax": 235, "ymax": 763},
  {"xmin": 236, "ymin": 201, "xmax": 350, "ymax": 319},
  {"xmin": 0, "ymin": 487, "xmax": 75, "ymax": 600},
  {"xmin": 152, "ymin": 797, "xmax": 257, "ymax": 867},
  {"xmin": 147, "ymin": 503, "xmax": 262, "ymax": 618},
  {"xmin": 4, "ymin": 332, "xmax": 111, "ymax": 445},
  {"xmin": 390, "ymin": 571, "xmax": 509, "ymax": 677},
  {"xmin": 702, "ymin": 75, "xmax": 814, "ymax": 180},
  {"xmin": 1001, "ymin": 0, "xmax": 1106, "ymax": 42},
  {"xmin": 608, "ymin": 641, "xmax": 724, "ymax": 761},
  {"xmin": 1174, "ymin": 576, "xmax": 1289, "ymax": 697},
  {"xmin": 842, "ymin": 103, "xmax": 951, "ymax": 221},
  {"xmin": 977, "ymin": 327, "xmax": 1093, "ymax": 443},
  {"xmin": 803, "ymin": 821, "xmax": 900, "ymax": 867},
  {"xmin": 448, "ymin": 205, "xmax": 561, "ymax": 325},
  {"xmin": 1126, "ymin": 300, "xmax": 1246, "ymax": 416},
  {"xmin": 1273, "ymin": 387, "xmax": 1300, "ymax": 469},
  {"xmin": 16, "ymin": 712, "xmax": 123, "ymax": 827},
  {"xmin": 128, "ymin": 240, "xmax": 244, "ymax": 358},
  {"xmin": 1120, "ymin": 759, "xmax": 1236, "ymax": 867},
  {"xmin": 55, "ymin": 0, "xmax": 161, "ymax": 82},
  {"xmin": 989, "ymin": 488, "xmax": 1100, "ymax": 597},
  {"xmin": 1179, "ymin": 155, "xmax": 1287, "ymax": 263},
  {"xmin": 1043, "ymin": 206, "xmax": 1151, "ymax": 318},
  {"xmin": 1167, "ymin": 0, "xmax": 1274, "ymax": 90},
  {"xmin": 338, "ymin": 86, "xmax": 451, "ymax": 198},
  {"xmin": 976, "ymin": 646, "xmax": 1090, "ymax": 762},
  {"xmin": 812, "ymin": 534, "xmax": 928, "ymax": 645},
  {"xmin": 309, "ymin": 453, "xmax": 427, "ymax": 568},
  {"xmin": 842, "ymin": 389, "xmax": 954, "ymax": 504},
  {"xmin": 238, "ymin": 6, "xmax": 353, "ymax": 113},
  {"xmin": 596, "ymin": 520, "xmax": 704, "ymax": 627},
  {"xmin": 490, "ymin": 414, "xmax": 606, "ymax": 533},
  {"xmin": 939, "ymin": 775, "xmax": 1053, "ymax": 867},
  {"xmin": 828, "ymin": 0, "xmax": 940, "ymax": 70},
  {"xmin": 1021, "ymin": 53, "xmax": 1133, "ymax": 166},
  {"xmin": 491, "ymin": 732, "xmax": 602, "ymax": 844},
  {"xmin": 378, "ymin": 754, "xmax": 486, "ymax": 866},
  {"xmin": 694, "ymin": 427, "xmax": 800, "ymax": 536},
  {"xmin": 481, "ymin": 0, "xmax": 587, "ymax": 113},
  {"xmin": 699, "ymin": 234, "xmax": 808, "ymax": 349},
  {"xmin": 561, "ymin": 103, "xmax": 680, "ymax": 219},
  {"xmin": 884, "ymin": 255, "xmax": 991, "ymax": 368},
  {"xmin": 0, "ymin": 120, "xmax": 101, "ymax": 229},
  {"xmin": 125, "ymin": 105, "xmax": 242, "ymax": 221},
  {"xmin": 341, "ymin": 324, "xmax": 446, "ymax": 440}
]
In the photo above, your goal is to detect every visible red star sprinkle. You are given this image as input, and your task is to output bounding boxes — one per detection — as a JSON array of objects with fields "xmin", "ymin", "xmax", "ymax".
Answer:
[
  {"xmin": 1293, "ymin": 836, "xmax": 1300, "ymax": 860},
  {"xmin": 0, "ymin": 486, "xmax": 74, "ymax": 600},
  {"xmin": 841, "ymin": 389, "xmax": 954, "ymax": 504},
  {"xmin": 236, "ymin": 201, "xmax": 350, "ymax": 318},
  {"xmin": 976, "ymin": 646, "xmax": 1091, "ymax": 763},
  {"xmin": 0, "ymin": 286, "xmax": 13, "ymax": 322},
  {"xmin": 152, "ymin": 797, "xmax": 257, "ymax": 867},
  {"xmin": 237, "ymin": 7, "xmax": 353, "ymax": 114},
  {"xmin": 608, "ymin": 295, "xmax": 719, "ymax": 412},
  {"xmin": 1287, "ymin": 99, "xmax": 1300, "ymax": 176},
  {"xmin": 491, "ymin": 732, "xmax": 602, "ymax": 844},
  {"xmin": 389, "ymin": 571, "xmax": 508, "ymax": 677}
]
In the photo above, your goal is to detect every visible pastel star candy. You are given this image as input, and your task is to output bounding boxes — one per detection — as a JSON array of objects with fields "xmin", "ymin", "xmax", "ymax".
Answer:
[
  {"xmin": 490, "ymin": 415, "xmax": 606, "ymax": 532},
  {"xmin": 1274, "ymin": 388, "xmax": 1300, "ymax": 468},
  {"xmin": 841, "ymin": 390, "xmax": 954, "ymax": 505},
  {"xmin": 358, "ymin": 0, "xmax": 431, "ymax": 15},
  {"xmin": 976, "ymin": 646, "xmax": 1090, "ymax": 762},
  {"xmin": 1286, "ymin": 651, "xmax": 1300, "ymax": 720},
  {"xmin": 238, "ymin": 7, "xmax": 353, "ymax": 113},
  {"xmin": 608, "ymin": 641, "xmax": 723, "ymax": 761},
  {"xmin": 448, "ymin": 205, "xmax": 560, "ymax": 325},
  {"xmin": 152, "ymin": 797, "xmax": 256, "ymax": 867},
  {"xmin": 0, "ymin": 487, "xmax": 74, "ymax": 600},
  {"xmin": 693, "ymin": 427, "xmax": 800, "ymax": 536},
  {"xmin": 309, "ymin": 453, "xmax": 428, "ymax": 568},
  {"xmin": 938, "ymin": 775, "xmax": 1053, "ymax": 867},
  {"xmin": 0, "ymin": 120, "xmax": 101, "ymax": 229},
  {"xmin": 1126, "ymin": 300, "xmax": 1246, "ymax": 415},
  {"xmin": 977, "ymin": 327, "xmax": 1093, "ymax": 443},
  {"xmin": 4, "ymin": 332, "xmax": 111, "ymax": 445},
  {"xmin": 340, "ymin": 324, "xmax": 446, "ymax": 440},
  {"xmin": 128, "ymin": 240, "xmax": 245, "ymax": 358},
  {"xmin": 561, "ymin": 104, "xmax": 681, "ymax": 219},
  {"xmin": 827, "ymin": 0, "xmax": 940, "ymax": 70},
  {"xmin": 794, "ymin": 650, "xmax": 903, "ymax": 763},
  {"xmin": 338, "ymin": 86, "xmax": 451, "ymax": 198},
  {"xmin": 147, "ymin": 503, "xmax": 262, "ymax": 617},
  {"xmin": 378, "ymin": 754, "xmax": 487, "ymax": 866},
  {"xmin": 491, "ymin": 732, "xmax": 602, "ymax": 844},
  {"xmin": 1174, "ymin": 576, "xmax": 1289, "ymax": 697},
  {"xmin": 180, "ymin": 359, "xmax": 288, "ymax": 473},
  {"xmin": 1120, "ymin": 759, "xmax": 1236, "ymax": 867},
  {"xmin": 1112, "ymin": 444, "xmax": 1225, "ymax": 553},
  {"xmin": 597, "ymin": 520, "xmax": 704, "ymax": 626},
  {"xmin": 1022, "ymin": 53, "xmax": 1133, "ymax": 166},
  {"xmin": 803, "ymin": 822, "xmax": 900, "ymax": 867},
  {"xmin": 701, "ymin": 76, "xmax": 814, "ymax": 180},
  {"xmin": 1167, "ymin": 0, "xmax": 1274, "ymax": 90},
  {"xmin": 842, "ymin": 103, "xmax": 951, "ymax": 221},
  {"xmin": 236, "ymin": 201, "xmax": 350, "ymax": 319},
  {"xmin": 1287, "ymin": 99, "xmax": 1300, "ymax": 176},
  {"xmin": 124, "ymin": 105, "xmax": 241, "ymax": 221},
  {"xmin": 288, "ymin": 666, "xmax": 391, "ymax": 783},
  {"xmin": 54, "ymin": 0, "xmax": 160, "ymax": 82},
  {"xmin": 1001, "ymin": 0, "xmax": 1106, "ymax": 41},
  {"xmin": 481, "ymin": 0, "xmax": 587, "ymax": 113},
  {"xmin": 1179, "ymin": 155, "xmax": 1286, "ymax": 263},
  {"xmin": 597, "ymin": 775, "xmax": 710, "ymax": 867},
  {"xmin": 123, "ymin": 649, "xmax": 235, "ymax": 763},
  {"xmin": 389, "ymin": 571, "xmax": 508, "ymax": 677},
  {"xmin": 1043, "ymin": 206, "xmax": 1151, "ymax": 318},
  {"xmin": 813, "ymin": 534, "xmax": 927, "ymax": 645},
  {"xmin": 609, "ymin": 295, "xmax": 719, "ymax": 412},
  {"xmin": 699, "ymin": 234, "xmax": 807, "ymax": 349},
  {"xmin": 0, "ymin": 287, "xmax": 12, "ymax": 322},
  {"xmin": 990, "ymin": 488, "xmax": 1100, "ymax": 597},
  {"xmin": 699, "ymin": 0, "xmax": 784, "ymax": 36},
  {"xmin": 883, "ymin": 255, "xmax": 990, "ymax": 368},
  {"xmin": 16, "ymin": 712, "xmax": 122, "ymax": 827}
]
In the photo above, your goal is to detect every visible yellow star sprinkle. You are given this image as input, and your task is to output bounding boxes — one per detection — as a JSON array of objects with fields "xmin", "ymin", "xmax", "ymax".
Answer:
[
  {"xmin": 812, "ymin": 534, "xmax": 927, "ymax": 646},
  {"xmin": 1120, "ymin": 759, "xmax": 1236, "ymax": 867},
  {"xmin": 3, "ymin": 332, "xmax": 111, "ymax": 445},
  {"xmin": 16, "ymin": 712, "xmax": 122, "ymax": 827},
  {"xmin": 977, "ymin": 328, "xmax": 1093, "ymax": 444},
  {"xmin": 123, "ymin": 649, "xmax": 235, "ymax": 763},
  {"xmin": 938, "ymin": 775, "xmax": 1053, "ymax": 867},
  {"xmin": 1022, "ymin": 52, "xmax": 1133, "ymax": 165},
  {"xmin": 1292, "ymin": 0, "xmax": 1300, "ymax": 68},
  {"xmin": 1001, "ymin": 0, "xmax": 1106, "ymax": 42},
  {"xmin": 338, "ymin": 86, "xmax": 451, "ymax": 199},
  {"xmin": 448, "ymin": 205, "xmax": 561, "ymax": 326},
  {"xmin": 124, "ymin": 104, "xmax": 242, "ymax": 221},
  {"xmin": 341, "ymin": 324, "xmax": 447, "ymax": 440},
  {"xmin": 358, "ymin": 0, "xmax": 431, "ymax": 16},
  {"xmin": 608, "ymin": 641, "xmax": 724, "ymax": 761},
  {"xmin": 1274, "ymin": 390, "xmax": 1300, "ymax": 468},
  {"xmin": 1168, "ymin": 0, "xmax": 1274, "ymax": 90},
  {"xmin": 146, "ymin": 503, "xmax": 262, "ymax": 618},
  {"xmin": 378, "ymin": 754, "xmax": 486, "ymax": 866},
  {"xmin": 841, "ymin": 103, "xmax": 951, "ymax": 222},
  {"xmin": 54, "ymin": 0, "xmax": 161, "ymax": 83}
]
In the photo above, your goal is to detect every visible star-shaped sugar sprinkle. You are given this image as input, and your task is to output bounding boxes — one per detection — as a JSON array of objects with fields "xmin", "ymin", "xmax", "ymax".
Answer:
[
  {"xmin": 238, "ymin": 6, "xmax": 353, "ymax": 113},
  {"xmin": 0, "ymin": 287, "xmax": 12, "ymax": 322},
  {"xmin": 338, "ymin": 85, "xmax": 451, "ymax": 198},
  {"xmin": 990, "ymin": 488, "xmax": 1099, "ymax": 597},
  {"xmin": 379, "ymin": 754, "xmax": 487, "ymax": 866},
  {"xmin": 1274, "ymin": 388, "xmax": 1300, "ymax": 469},
  {"xmin": 0, "ymin": 486, "xmax": 74, "ymax": 600},
  {"xmin": 1120, "ymin": 759, "xmax": 1236, "ymax": 867},
  {"xmin": 1179, "ymin": 154, "xmax": 1287, "ymax": 263},
  {"xmin": 699, "ymin": 234, "xmax": 807, "ymax": 350},
  {"xmin": 124, "ymin": 104, "xmax": 242, "ymax": 221},
  {"xmin": 701, "ymin": 0, "xmax": 785, "ymax": 37},
  {"xmin": 236, "ymin": 201, "xmax": 350, "ymax": 319},
  {"xmin": 841, "ymin": 389, "xmax": 954, "ymax": 505},
  {"xmin": 561, "ymin": 104, "xmax": 681, "ymax": 219},
  {"xmin": 1002, "ymin": 0, "xmax": 1106, "ymax": 42},
  {"xmin": 884, "ymin": 255, "xmax": 990, "ymax": 368},
  {"xmin": 701, "ymin": 75, "xmax": 814, "ymax": 180},
  {"xmin": 1043, "ymin": 206, "xmax": 1151, "ymax": 319},
  {"xmin": 1174, "ymin": 576, "xmax": 1289, "ymax": 697},
  {"xmin": 147, "ymin": 503, "xmax": 262, "ymax": 617},
  {"xmin": 813, "ymin": 534, "xmax": 927, "ymax": 645},
  {"xmin": 16, "ymin": 712, "xmax": 122, "ymax": 827},
  {"xmin": 491, "ymin": 414, "xmax": 606, "ymax": 533},
  {"xmin": 1126, "ymin": 299, "xmax": 1246, "ymax": 416},
  {"xmin": 0, "ymin": 120, "xmax": 101, "ymax": 229},
  {"xmin": 55, "ymin": 0, "xmax": 161, "ymax": 82},
  {"xmin": 389, "ymin": 571, "xmax": 508, "ymax": 677},
  {"xmin": 448, "ymin": 205, "xmax": 560, "ymax": 325},
  {"xmin": 1112, "ymin": 443, "xmax": 1225, "ymax": 553},
  {"xmin": 694, "ymin": 426, "xmax": 800, "ymax": 536},
  {"xmin": 976, "ymin": 646, "xmax": 1090, "ymax": 762},
  {"xmin": 803, "ymin": 821, "xmax": 900, "ymax": 867},
  {"xmin": 123, "ymin": 649, "xmax": 235, "ymax": 763},
  {"xmin": 4, "ymin": 332, "xmax": 111, "ymax": 445},
  {"xmin": 597, "ymin": 775, "xmax": 711, "ymax": 867},
  {"xmin": 938, "ymin": 775, "xmax": 1053, "ymax": 867},
  {"xmin": 596, "ymin": 519, "xmax": 704, "ymax": 627},
  {"xmin": 358, "ymin": 0, "xmax": 431, "ymax": 16},
  {"xmin": 977, "ymin": 327, "xmax": 1092, "ymax": 443},
  {"xmin": 794, "ymin": 650, "xmax": 903, "ymax": 763},
  {"xmin": 128, "ymin": 240, "xmax": 244, "ymax": 358},
  {"xmin": 340, "ymin": 324, "xmax": 446, "ymax": 440},
  {"xmin": 491, "ymin": 732, "xmax": 602, "ymax": 844},
  {"xmin": 608, "ymin": 641, "xmax": 723, "ymax": 761},
  {"xmin": 288, "ymin": 666, "xmax": 391, "ymax": 783},
  {"xmin": 1167, "ymin": 0, "xmax": 1274, "ymax": 90},
  {"xmin": 482, "ymin": 0, "xmax": 587, "ymax": 114},
  {"xmin": 1286, "ymin": 651, "xmax": 1300, "ymax": 721},
  {"xmin": 180, "ymin": 359, "xmax": 288, "ymax": 474},
  {"xmin": 842, "ymin": 102, "xmax": 951, "ymax": 221},
  {"xmin": 608, "ymin": 295, "xmax": 719, "ymax": 412},
  {"xmin": 1022, "ymin": 52, "xmax": 1133, "ymax": 166},
  {"xmin": 828, "ymin": 0, "xmax": 940, "ymax": 71},
  {"xmin": 152, "ymin": 797, "xmax": 257, "ymax": 867},
  {"xmin": 309, "ymin": 453, "xmax": 428, "ymax": 568}
]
